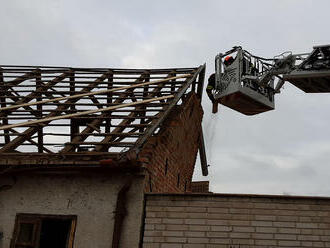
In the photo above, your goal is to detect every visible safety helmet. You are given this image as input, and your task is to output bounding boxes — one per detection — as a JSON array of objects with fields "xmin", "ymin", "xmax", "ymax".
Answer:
[
  {"xmin": 224, "ymin": 56, "xmax": 234, "ymax": 66},
  {"xmin": 225, "ymin": 56, "xmax": 232, "ymax": 61}
]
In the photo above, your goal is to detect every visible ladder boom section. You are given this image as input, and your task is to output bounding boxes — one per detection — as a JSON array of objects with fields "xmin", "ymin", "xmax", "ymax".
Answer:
[{"xmin": 284, "ymin": 45, "xmax": 330, "ymax": 92}]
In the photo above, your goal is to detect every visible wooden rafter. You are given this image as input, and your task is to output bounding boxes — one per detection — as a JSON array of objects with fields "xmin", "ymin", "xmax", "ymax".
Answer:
[
  {"xmin": 0, "ymin": 65, "xmax": 205, "ymax": 157},
  {"xmin": 133, "ymin": 65, "xmax": 204, "ymax": 151},
  {"xmin": 0, "ymin": 72, "xmax": 68, "ymax": 117},
  {"xmin": 0, "ymin": 73, "xmax": 109, "ymax": 152},
  {"xmin": 0, "ymin": 74, "xmax": 189, "ymax": 112},
  {"xmin": 0, "ymin": 95, "xmax": 173, "ymax": 130},
  {"xmin": 60, "ymin": 72, "xmax": 149, "ymax": 153},
  {"xmin": 94, "ymin": 71, "xmax": 176, "ymax": 152}
]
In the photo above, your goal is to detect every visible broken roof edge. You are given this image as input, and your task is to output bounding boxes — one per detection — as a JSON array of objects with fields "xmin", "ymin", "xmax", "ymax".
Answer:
[{"xmin": 0, "ymin": 152, "xmax": 143, "ymax": 176}]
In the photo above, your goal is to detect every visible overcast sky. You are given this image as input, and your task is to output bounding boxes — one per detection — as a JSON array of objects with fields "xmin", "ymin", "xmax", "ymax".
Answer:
[{"xmin": 1, "ymin": 0, "xmax": 330, "ymax": 196}]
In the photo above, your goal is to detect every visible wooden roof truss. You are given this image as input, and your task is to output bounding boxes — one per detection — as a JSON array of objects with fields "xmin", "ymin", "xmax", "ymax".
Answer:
[{"xmin": 0, "ymin": 65, "xmax": 205, "ymax": 157}]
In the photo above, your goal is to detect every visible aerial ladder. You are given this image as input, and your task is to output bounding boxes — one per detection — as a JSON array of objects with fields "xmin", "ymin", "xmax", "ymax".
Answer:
[{"xmin": 210, "ymin": 45, "xmax": 330, "ymax": 115}]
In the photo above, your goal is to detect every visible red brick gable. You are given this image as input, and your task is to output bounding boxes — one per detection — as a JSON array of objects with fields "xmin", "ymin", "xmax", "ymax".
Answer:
[{"xmin": 138, "ymin": 93, "xmax": 203, "ymax": 193}]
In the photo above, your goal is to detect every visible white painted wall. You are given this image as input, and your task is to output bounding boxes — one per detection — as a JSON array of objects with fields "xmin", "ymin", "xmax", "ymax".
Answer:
[{"xmin": 0, "ymin": 172, "xmax": 145, "ymax": 248}]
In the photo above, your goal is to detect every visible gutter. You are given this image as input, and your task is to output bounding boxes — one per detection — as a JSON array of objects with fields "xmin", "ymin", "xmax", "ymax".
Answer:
[{"xmin": 111, "ymin": 176, "xmax": 133, "ymax": 248}]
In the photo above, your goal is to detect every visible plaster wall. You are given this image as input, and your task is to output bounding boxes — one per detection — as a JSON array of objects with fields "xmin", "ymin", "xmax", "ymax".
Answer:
[{"xmin": 0, "ymin": 172, "xmax": 145, "ymax": 248}]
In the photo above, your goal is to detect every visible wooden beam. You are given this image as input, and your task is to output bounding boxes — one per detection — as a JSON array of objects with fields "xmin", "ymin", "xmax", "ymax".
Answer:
[
  {"xmin": 94, "ymin": 111, "xmax": 140, "ymax": 152},
  {"xmin": 36, "ymin": 70, "xmax": 43, "ymax": 153},
  {"xmin": 170, "ymin": 70, "xmax": 177, "ymax": 94},
  {"xmin": 3, "ymin": 91, "xmax": 41, "ymax": 117},
  {"xmin": 65, "ymin": 142, "xmax": 136, "ymax": 147},
  {"xmin": 197, "ymin": 64, "xmax": 206, "ymax": 99},
  {"xmin": 0, "ymin": 72, "xmax": 68, "ymax": 117},
  {"xmin": 0, "ymin": 73, "xmax": 109, "ymax": 152},
  {"xmin": 0, "ymin": 68, "xmax": 10, "ymax": 143},
  {"xmin": 95, "ymin": 119, "xmax": 153, "ymax": 152},
  {"xmin": 198, "ymin": 127, "xmax": 208, "ymax": 176},
  {"xmin": 106, "ymin": 70, "xmax": 113, "ymax": 133},
  {"xmin": 0, "ymin": 65, "xmax": 196, "ymax": 73},
  {"xmin": 60, "ymin": 72, "xmax": 149, "ymax": 153},
  {"xmin": 69, "ymin": 70, "xmax": 77, "ymax": 141},
  {"xmin": 133, "ymin": 65, "xmax": 204, "ymax": 151},
  {"xmin": 94, "ymin": 71, "xmax": 177, "ymax": 152},
  {"xmin": 139, "ymin": 72, "xmax": 150, "ymax": 132},
  {"xmin": 9, "ymin": 128, "xmax": 53, "ymax": 153},
  {"xmin": 2, "ymin": 70, "xmax": 37, "ymax": 90},
  {"xmin": 0, "ymin": 95, "xmax": 173, "ymax": 131},
  {"xmin": 0, "ymin": 74, "xmax": 191, "ymax": 112},
  {"xmin": 23, "ymin": 132, "xmax": 143, "ymax": 138}
]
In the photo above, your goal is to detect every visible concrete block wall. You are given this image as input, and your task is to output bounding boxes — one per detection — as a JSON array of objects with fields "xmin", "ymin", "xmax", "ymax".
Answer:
[
  {"xmin": 142, "ymin": 193, "xmax": 330, "ymax": 248},
  {"xmin": 139, "ymin": 93, "xmax": 203, "ymax": 193}
]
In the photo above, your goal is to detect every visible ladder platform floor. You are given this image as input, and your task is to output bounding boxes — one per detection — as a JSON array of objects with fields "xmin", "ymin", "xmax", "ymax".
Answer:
[{"xmin": 218, "ymin": 91, "xmax": 274, "ymax": 116}]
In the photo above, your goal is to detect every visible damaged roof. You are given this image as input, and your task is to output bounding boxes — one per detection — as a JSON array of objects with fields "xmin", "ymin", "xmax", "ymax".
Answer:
[{"xmin": 0, "ymin": 65, "xmax": 206, "ymax": 171}]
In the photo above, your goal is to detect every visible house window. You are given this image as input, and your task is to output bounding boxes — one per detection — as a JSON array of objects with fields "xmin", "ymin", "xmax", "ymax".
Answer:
[{"xmin": 11, "ymin": 214, "xmax": 77, "ymax": 248}]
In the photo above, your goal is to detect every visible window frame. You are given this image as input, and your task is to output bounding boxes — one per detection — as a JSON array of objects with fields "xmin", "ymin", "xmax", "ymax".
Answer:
[{"xmin": 11, "ymin": 214, "xmax": 77, "ymax": 248}]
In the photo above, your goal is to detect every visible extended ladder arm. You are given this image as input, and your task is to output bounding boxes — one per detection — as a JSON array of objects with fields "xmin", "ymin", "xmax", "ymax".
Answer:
[{"xmin": 210, "ymin": 45, "xmax": 330, "ymax": 115}]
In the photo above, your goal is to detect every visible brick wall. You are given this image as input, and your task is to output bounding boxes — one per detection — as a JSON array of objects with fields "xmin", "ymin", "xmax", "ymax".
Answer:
[
  {"xmin": 191, "ymin": 181, "xmax": 210, "ymax": 193},
  {"xmin": 143, "ymin": 193, "xmax": 330, "ymax": 248},
  {"xmin": 138, "ymin": 93, "xmax": 203, "ymax": 193}
]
